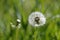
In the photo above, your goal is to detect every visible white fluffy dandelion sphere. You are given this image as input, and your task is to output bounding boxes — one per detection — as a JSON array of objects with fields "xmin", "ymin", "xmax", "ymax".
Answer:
[{"xmin": 28, "ymin": 12, "xmax": 46, "ymax": 27}]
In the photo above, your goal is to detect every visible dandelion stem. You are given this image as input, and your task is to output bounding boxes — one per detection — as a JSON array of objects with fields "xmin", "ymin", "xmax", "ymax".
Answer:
[{"xmin": 34, "ymin": 27, "xmax": 38, "ymax": 40}]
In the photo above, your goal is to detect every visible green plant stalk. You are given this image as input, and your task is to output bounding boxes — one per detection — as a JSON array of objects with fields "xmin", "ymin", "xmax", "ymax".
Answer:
[{"xmin": 33, "ymin": 27, "xmax": 39, "ymax": 40}]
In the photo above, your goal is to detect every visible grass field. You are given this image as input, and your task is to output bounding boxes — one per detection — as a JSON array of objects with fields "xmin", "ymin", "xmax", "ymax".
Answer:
[{"xmin": 0, "ymin": 0, "xmax": 60, "ymax": 40}]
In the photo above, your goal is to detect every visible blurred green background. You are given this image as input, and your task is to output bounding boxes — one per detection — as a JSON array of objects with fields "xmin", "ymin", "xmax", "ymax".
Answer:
[{"xmin": 0, "ymin": 0, "xmax": 60, "ymax": 40}]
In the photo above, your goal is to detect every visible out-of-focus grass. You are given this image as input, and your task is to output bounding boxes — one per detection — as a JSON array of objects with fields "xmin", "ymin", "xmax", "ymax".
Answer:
[{"xmin": 0, "ymin": 0, "xmax": 60, "ymax": 40}]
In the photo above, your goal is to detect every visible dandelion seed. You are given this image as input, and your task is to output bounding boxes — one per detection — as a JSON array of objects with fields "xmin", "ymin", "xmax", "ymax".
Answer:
[{"xmin": 28, "ymin": 12, "xmax": 46, "ymax": 27}]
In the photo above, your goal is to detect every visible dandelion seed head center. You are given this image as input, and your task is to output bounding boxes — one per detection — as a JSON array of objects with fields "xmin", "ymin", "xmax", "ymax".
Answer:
[{"xmin": 35, "ymin": 17, "xmax": 40, "ymax": 24}]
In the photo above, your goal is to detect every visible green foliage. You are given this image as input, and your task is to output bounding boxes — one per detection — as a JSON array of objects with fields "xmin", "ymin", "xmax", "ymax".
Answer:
[{"xmin": 0, "ymin": 0, "xmax": 60, "ymax": 40}]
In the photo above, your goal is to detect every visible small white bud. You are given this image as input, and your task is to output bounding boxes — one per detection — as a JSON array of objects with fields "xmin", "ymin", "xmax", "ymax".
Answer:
[
  {"xmin": 17, "ymin": 24, "xmax": 21, "ymax": 29},
  {"xmin": 17, "ymin": 19, "xmax": 21, "ymax": 22},
  {"xmin": 10, "ymin": 22, "xmax": 15, "ymax": 28}
]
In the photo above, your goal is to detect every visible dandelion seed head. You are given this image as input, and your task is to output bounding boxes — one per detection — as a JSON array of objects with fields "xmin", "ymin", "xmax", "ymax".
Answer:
[{"xmin": 28, "ymin": 12, "xmax": 46, "ymax": 27}]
